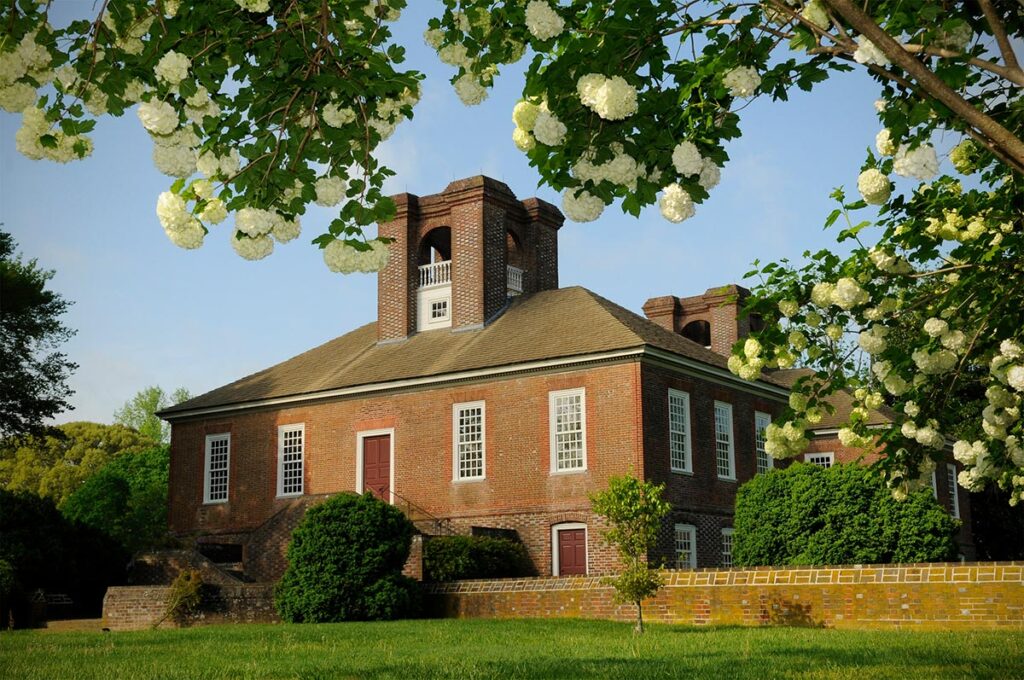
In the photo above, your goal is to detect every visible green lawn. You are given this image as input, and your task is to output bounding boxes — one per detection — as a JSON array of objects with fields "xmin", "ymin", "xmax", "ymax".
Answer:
[{"xmin": 2, "ymin": 619, "xmax": 1022, "ymax": 679}]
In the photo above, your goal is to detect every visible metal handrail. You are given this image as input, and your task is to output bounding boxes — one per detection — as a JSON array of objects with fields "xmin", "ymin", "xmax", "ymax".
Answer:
[{"xmin": 385, "ymin": 487, "xmax": 455, "ymax": 536}]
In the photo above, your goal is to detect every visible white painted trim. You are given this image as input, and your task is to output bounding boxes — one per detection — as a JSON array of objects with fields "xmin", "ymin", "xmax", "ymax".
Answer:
[
  {"xmin": 754, "ymin": 411, "xmax": 773, "ymax": 473},
  {"xmin": 549, "ymin": 388, "xmax": 587, "ymax": 474},
  {"xmin": 713, "ymin": 401, "xmax": 736, "ymax": 481},
  {"xmin": 721, "ymin": 527, "xmax": 735, "ymax": 568},
  {"xmin": 550, "ymin": 522, "xmax": 588, "ymax": 576},
  {"xmin": 356, "ymin": 428, "xmax": 396, "ymax": 504},
  {"xmin": 277, "ymin": 423, "xmax": 305, "ymax": 498},
  {"xmin": 947, "ymin": 463, "xmax": 961, "ymax": 519},
  {"xmin": 203, "ymin": 432, "xmax": 230, "ymax": 505},
  {"xmin": 804, "ymin": 451, "xmax": 835, "ymax": 468},
  {"xmin": 674, "ymin": 523, "xmax": 697, "ymax": 569},
  {"xmin": 641, "ymin": 347, "xmax": 791, "ymax": 399},
  {"xmin": 668, "ymin": 388, "xmax": 692, "ymax": 474},
  {"xmin": 452, "ymin": 401, "xmax": 486, "ymax": 482}
]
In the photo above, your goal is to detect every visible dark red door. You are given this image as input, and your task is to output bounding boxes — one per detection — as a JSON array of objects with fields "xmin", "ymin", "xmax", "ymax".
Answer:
[
  {"xmin": 363, "ymin": 435, "xmax": 390, "ymax": 501},
  {"xmin": 557, "ymin": 528, "xmax": 586, "ymax": 575}
]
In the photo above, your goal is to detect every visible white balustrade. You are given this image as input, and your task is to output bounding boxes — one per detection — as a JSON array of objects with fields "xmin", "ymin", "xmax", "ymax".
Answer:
[
  {"xmin": 418, "ymin": 260, "xmax": 451, "ymax": 288},
  {"xmin": 507, "ymin": 265, "xmax": 525, "ymax": 295}
]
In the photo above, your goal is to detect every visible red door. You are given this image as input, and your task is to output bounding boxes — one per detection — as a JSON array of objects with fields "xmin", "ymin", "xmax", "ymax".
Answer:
[
  {"xmin": 363, "ymin": 434, "xmax": 390, "ymax": 501},
  {"xmin": 557, "ymin": 528, "xmax": 586, "ymax": 575}
]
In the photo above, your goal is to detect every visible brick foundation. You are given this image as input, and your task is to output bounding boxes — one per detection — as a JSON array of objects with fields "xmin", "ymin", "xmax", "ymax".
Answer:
[{"xmin": 102, "ymin": 584, "xmax": 279, "ymax": 631}]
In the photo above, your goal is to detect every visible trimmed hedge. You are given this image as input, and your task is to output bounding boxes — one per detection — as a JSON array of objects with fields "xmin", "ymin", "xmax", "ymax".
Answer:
[
  {"xmin": 423, "ymin": 535, "xmax": 534, "ymax": 582},
  {"xmin": 733, "ymin": 462, "xmax": 959, "ymax": 567}
]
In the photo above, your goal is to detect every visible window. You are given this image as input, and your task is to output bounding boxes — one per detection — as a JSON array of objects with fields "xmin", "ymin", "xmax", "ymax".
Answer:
[
  {"xmin": 203, "ymin": 433, "xmax": 230, "ymax": 504},
  {"xmin": 668, "ymin": 389, "xmax": 692, "ymax": 473},
  {"xmin": 453, "ymin": 402, "xmax": 485, "ymax": 480},
  {"xmin": 805, "ymin": 452, "xmax": 834, "ymax": 468},
  {"xmin": 947, "ymin": 463, "xmax": 961, "ymax": 518},
  {"xmin": 675, "ymin": 523, "xmax": 697, "ymax": 568},
  {"xmin": 431, "ymin": 299, "xmax": 449, "ymax": 320},
  {"xmin": 278, "ymin": 424, "xmax": 305, "ymax": 497},
  {"xmin": 929, "ymin": 469, "xmax": 938, "ymax": 499},
  {"xmin": 550, "ymin": 388, "xmax": 586, "ymax": 473},
  {"xmin": 721, "ymin": 528, "xmax": 734, "ymax": 568},
  {"xmin": 754, "ymin": 411, "xmax": 773, "ymax": 474},
  {"xmin": 714, "ymin": 401, "xmax": 736, "ymax": 480}
]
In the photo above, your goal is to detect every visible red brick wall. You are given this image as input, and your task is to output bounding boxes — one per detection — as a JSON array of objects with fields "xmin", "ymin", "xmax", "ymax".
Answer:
[
  {"xmin": 102, "ymin": 584, "xmax": 279, "ymax": 631},
  {"xmin": 427, "ymin": 562, "xmax": 1024, "ymax": 630}
]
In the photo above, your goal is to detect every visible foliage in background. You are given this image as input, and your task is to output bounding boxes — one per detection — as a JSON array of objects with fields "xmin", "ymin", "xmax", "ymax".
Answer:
[
  {"xmin": 61, "ymin": 444, "xmax": 171, "ymax": 554},
  {"xmin": 0, "ymin": 421, "xmax": 155, "ymax": 506},
  {"xmin": 0, "ymin": 230, "xmax": 77, "ymax": 439},
  {"xmin": 423, "ymin": 535, "xmax": 534, "ymax": 582},
  {"xmin": 113, "ymin": 386, "xmax": 192, "ymax": 444},
  {"xmin": 590, "ymin": 474, "xmax": 671, "ymax": 633},
  {"xmin": 154, "ymin": 569, "xmax": 203, "ymax": 628},
  {"xmin": 733, "ymin": 463, "xmax": 959, "ymax": 567},
  {"xmin": 275, "ymin": 492, "xmax": 419, "ymax": 623}
]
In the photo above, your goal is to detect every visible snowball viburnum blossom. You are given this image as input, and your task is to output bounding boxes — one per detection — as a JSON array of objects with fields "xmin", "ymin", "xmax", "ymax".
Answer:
[
  {"xmin": 154, "ymin": 50, "xmax": 190, "ymax": 85},
  {"xmin": 853, "ymin": 36, "xmax": 889, "ymax": 66},
  {"xmin": 893, "ymin": 144, "xmax": 939, "ymax": 180},
  {"xmin": 323, "ymin": 239, "xmax": 390, "ymax": 273},
  {"xmin": 314, "ymin": 176, "xmax": 347, "ymax": 207},
  {"xmin": 576, "ymin": 74, "xmax": 638, "ymax": 120},
  {"xmin": 453, "ymin": 74, "xmax": 488, "ymax": 105},
  {"xmin": 659, "ymin": 183, "xmax": 695, "ymax": 223},
  {"xmin": 524, "ymin": 1, "xmax": 565, "ymax": 41},
  {"xmin": 857, "ymin": 168, "xmax": 891, "ymax": 205},
  {"xmin": 562, "ymin": 189, "xmax": 604, "ymax": 223},
  {"xmin": 512, "ymin": 100, "xmax": 540, "ymax": 131},
  {"xmin": 722, "ymin": 66, "xmax": 760, "ymax": 98},
  {"xmin": 532, "ymin": 106, "xmax": 566, "ymax": 146},
  {"xmin": 512, "ymin": 127, "xmax": 535, "ymax": 151},
  {"xmin": 875, "ymin": 129, "xmax": 895, "ymax": 156},
  {"xmin": 322, "ymin": 102, "xmax": 356, "ymax": 128},
  {"xmin": 832, "ymin": 277, "xmax": 868, "ymax": 309},
  {"xmin": 231, "ymin": 233, "xmax": 274, "ymax": 260},
  {"xmin": 698, "ymin": 158, "xmax": 721, "ymax": 190},
  {"xmin": 671, "ymin": 141, "xmax": 703, "ymax": 177},
  {"xmin": 137, "ymin": 100, "xmax": 178, "ymax": 135}
]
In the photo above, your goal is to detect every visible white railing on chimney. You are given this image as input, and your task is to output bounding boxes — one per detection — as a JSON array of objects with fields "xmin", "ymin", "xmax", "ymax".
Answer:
[
  {"xmin": 507, "ymin": 265, "xmax": 525, "ymax": 295},
  {"xmin": 418, "ymin": 260, "xmax": 451, "ymax": 288}
]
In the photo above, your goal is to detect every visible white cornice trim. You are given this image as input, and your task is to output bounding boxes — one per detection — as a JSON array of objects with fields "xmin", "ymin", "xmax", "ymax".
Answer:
[{"xmin": 641, "ymin": 347, "xmax": 791, "ymax": 400}]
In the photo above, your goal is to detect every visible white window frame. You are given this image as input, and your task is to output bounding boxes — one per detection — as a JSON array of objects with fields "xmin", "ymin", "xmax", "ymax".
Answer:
[
  {"xmin": 550, "ymin": 522, "xmax": 588, "ymax": 576},
  {"xmin": 203, "ymin": 433, "xmax": 231, "ymax": 505},
  {"xmin": 549, "ymin": 388, "xmax": 587, "ymax": 474},
  {"xmin": 430, "ymin": 299, "xmax": 449, "ymax": 321},
  {"xmin": 947, "ymin": 463, "xmax": 961, "ymax": 519},
  {"xmin": 804, "ymin": 452, "xmax": 834, "ymax": 468},
  {"xmin": 356, "ymin": 428, "xmax": 396, "ymax": 504},
  {"xmin": 668, "ymin": 389, "xmax": 692, "ymax": 474},
  {"xmin": 721, "ymin": 528, "xmax": 735, "ymax": 568},
  {"xmin": 754, "ymin": 411, "xmax": 773, "ymax": 474},
  {"xmin": 675, "ymin": 523, "xmax": 697, "ymax": 569},
  {"xmin": 713, "ymin": 401, "xmax": 736, "ymax": 481},
  {"xmin": 453, "ymin": 401, "xmax": 486, "ymax": 481},
  {"xmin": 277, "ymin": 423, "xmax": 305, "ymax": 498},
  {"xmin": 929, "ymin": 469, "xmax": 938, "ymax": 499}
]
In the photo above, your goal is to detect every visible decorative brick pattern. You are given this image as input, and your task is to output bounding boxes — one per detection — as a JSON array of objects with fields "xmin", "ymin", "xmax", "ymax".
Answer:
[{"xmin": 426, "ymin": 562, "xmax": 1024, "ymax": 630}]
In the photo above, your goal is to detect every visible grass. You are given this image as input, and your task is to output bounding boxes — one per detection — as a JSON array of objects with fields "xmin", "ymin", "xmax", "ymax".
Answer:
[{"xmin": 2, "ymin": 618, "xmax": 1022, "ymax": 679}]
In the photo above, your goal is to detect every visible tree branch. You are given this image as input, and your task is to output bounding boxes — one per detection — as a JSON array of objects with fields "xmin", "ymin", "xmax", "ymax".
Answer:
[{"xmin": 977, "ymin": 0, "xmax": 1020, "ymax": 72}]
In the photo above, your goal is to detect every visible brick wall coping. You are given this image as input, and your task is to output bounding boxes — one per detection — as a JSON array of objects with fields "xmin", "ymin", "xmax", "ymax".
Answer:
[{"xmin": 426, "ymin": 561, "xmax": 1024, "ymax": 594}]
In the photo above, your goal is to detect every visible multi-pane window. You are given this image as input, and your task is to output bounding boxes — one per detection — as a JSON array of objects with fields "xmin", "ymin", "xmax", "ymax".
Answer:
[
  {"xmin": 947, "ymin": 463, "xmax": 961, "ymax": 518},
  {"xmin": 721, "ymin": 528, "xmax": 735, "ymax": 568},
  {"xmin": 668, "ymin": 389, "xmax": 692, "ymax": 473},
  {"xmin": 204, "ymin": 433, "xmax": 230, "ymax": 504},
  {"xmin": 278, "ymin": 424, "xmax": 305, "ymax": 496},
  {"xmin": 805, "ymin": 452, "xmax": 834, "ymax": 468},
  {"xmin": 675, "ymin": 523, "xmax": 697, "ymax": 569},
  {"xmin": 754, "ymin": 411, "xmax": 773, "ymax": 474},
  {"xmin": 714, "ymin": 401, "xmax": 735, "ymax": 480},
  {"xmin": 454, "ymin": 402, "xmax": 485, "ymax": 480},
  {"xmin": 550, "ymin": 388, "xmax": 586, "ymax": 472},
  {"xmin": 431, "ymin": 299, "xmax": 448, "ymax": 320}
]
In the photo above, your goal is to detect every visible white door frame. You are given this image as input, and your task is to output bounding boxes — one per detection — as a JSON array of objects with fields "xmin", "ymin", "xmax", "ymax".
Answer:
[
  {"xmin": 356, "ymin": 428, "xmax": 395, "ymax": 504},
  {"xmin": 551, "ymin": 522, "xmax": 588, "ymax": 576}
]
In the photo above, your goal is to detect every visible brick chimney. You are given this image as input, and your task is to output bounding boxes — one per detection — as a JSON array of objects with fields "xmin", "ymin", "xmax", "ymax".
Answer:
[
  {"xmin": 642, "ymin": 285, "xmax": 760, "ymax": 356},
  {"xmin": 377, "ymin": 176, "xmax": 564, "ymax": 343}
]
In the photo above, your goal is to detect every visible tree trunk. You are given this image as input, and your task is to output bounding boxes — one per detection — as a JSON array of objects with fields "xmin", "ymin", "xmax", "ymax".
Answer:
[{"xmin": 634, "ymin": 600, "xmax": 644, "ymax": 634}]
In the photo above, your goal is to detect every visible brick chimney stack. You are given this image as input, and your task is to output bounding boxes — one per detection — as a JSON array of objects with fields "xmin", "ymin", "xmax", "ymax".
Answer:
[{"xmin": 642, "ymin": 285, "xmax": 759, "ymax": 356}]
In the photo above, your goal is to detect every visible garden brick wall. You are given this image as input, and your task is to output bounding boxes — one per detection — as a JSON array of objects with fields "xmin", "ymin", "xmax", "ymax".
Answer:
[
  {"xmin": 426, "ymin": 562, "xmax": 1024, "ymax": 630},
  {"xmin": 103, "ymin": 584, "xmax": 279, "ymax": 631}
]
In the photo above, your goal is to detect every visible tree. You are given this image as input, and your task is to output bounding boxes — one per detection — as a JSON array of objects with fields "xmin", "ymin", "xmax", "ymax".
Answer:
[
  {"xmin": 274, "ymin": 492, "xmax": 418, "ymax": 622},
  {"xmin": 732, "ymin": 463, "xmax": 959, "ymax": 567},
  {"xmin": 113, "ymin": 386, "xmax": 191, "ymax": 444},
  {"xmin": 0, "ymin": 422, "xmax": 156, "ymax": 507},
  {"xmin": 0, "ymin": 230, "xmax": 77, "ymax": 439},
  {"xmin": 3, "ymin": 1, "xmax": 1023, "ymax": 498},
  {"xmin": 590, "ymin": 474, "xmax": 671, "ymax": 634}
]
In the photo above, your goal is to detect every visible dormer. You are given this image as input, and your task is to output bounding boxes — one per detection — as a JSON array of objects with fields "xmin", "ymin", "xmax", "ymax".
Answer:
[{"xmin": 376, "ymin": 176, "xmax": 564, "ymax": 342}]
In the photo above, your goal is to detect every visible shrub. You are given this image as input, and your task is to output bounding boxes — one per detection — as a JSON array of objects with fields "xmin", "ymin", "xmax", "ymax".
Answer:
[
  {"xmin": 733, "ymin": 463, "xmax": 959, "ymax": 567},
  {"xmin": 156, "ymin": 569, "xmax": 203, "ymax": 628},
  {"xmin": 274, "ymin": 492, "xmax": 418, "ymax": 622},
  {"xmin": 423, "ymin": 535, "xmax": 533, "ymax": 582}
]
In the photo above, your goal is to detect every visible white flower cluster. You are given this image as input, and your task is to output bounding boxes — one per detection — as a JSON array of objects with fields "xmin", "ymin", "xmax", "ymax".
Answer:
[
  {"xmin": 872, "ymin": 360, "xmax": 910, "ymax": 396},
  {"xmin": 15, "ymin": 105, "xmax": 93, "ymax": 162},
  {"xmin": 323, "ymin": 100, "xmax": 357, "ymax": 128},
  {"xmin": 138, "ymin": 100, "xmax": 179, "ymax": 136},
  {"xmin": 572, "ymin": 144, "xmax": 644, "ymax": 190},
  {"xmin": 811, "ymin": 277, "xmax": 869, "ymax": 311},
  {"xmin": 532, "ymin": 103, "xmax": 567, "ymax": 146},
  {"xmin": 949, "ymin": 140, "xmax": 979, "ymax": 175},
  {"xmin": 911, "ymin": 347, "xmax": 958, "ymax": 375},
  {"xmin": 315, "ymin": 176, "xmax": 348, "ymax": 207},
  {"xmin": 232, "ymin": 233, "xmax": 274, "ymax": 261},
  {"xmin": 722, "ymin": 66, "xmax": 761, "ymax": 98},
  {"xmin": 900, "ymin": 419, "xmax": 946, "ymax": 450},
  {"xmin": 323, "ymin": 239, "xmax": 390, "ymax": 273},
  {"xmin": 801, "ymin": 0, "xmax": 829, "ymax": 28},
  {"xmin": 853, "ymin": 36, "xmax": 889, "ymax": 66},
  {"xmin": 857, "ymin": 168, "xmax": 891, "ymax": 205},
  {"xmin": 235, "ymin": 0, "xmax": 271, "ymax": 13},
  {"xmin": 858, "ymin": 324, "xmax": 888, "ymax": 355},
  {"xmin": 156, "ymin": 191, "xmax": 205, "ymax": 250},
  {"xmin": 992, "ymin": 340, "xmax": 1024, "ymax": 394},
  {"xmin": 1, "ymin": 31, "xmax": 53, "ymax": 113},
  {"xmin": 576, "ymin": 74, "xmax": 638, "ymax": 121},
  {"xmin": 875, "ymin": 129, "xmax": 895, "ymax": 156},
  {"xmin": 893, "ymin": 143, "xmax": 939, "ymax": 180},
  {"xmin": 764, "ymin": 420, "xmax": 810, "ymax": 459},
  {"xmin": 100, "ymin": 5, "xmax": 154, "ymax": 55},
  {"xmin": 364, "ymin": 0, "xmax": 401, "ymax": 22},
  {"xmin": 868, "ymin": 248, "xmax": 913, "ymax": 275},
  {"xmin": 454, "ymin": 74, "xmax": 488, "ymax": 105},
  {"xmin": 561, "ymin": 189, "xmax": 605, "ymax": 223},
  {"xmin": 151, "ymin": 127, "xmax": 200, "ymax": 178},
  {"xmin": 155, "ymin": 51, "xmax": 190, "ymax": 86},
  {"xmin": 658, "ymin": 183, "xmax": 695, "ymax": 223},
  {"xmin": 524, "ymin": 1, "xmax": 565, "ymax": 41},
  {"xmin": 923, "ymin": 209, "xmax": 998, "ymax": 243}
]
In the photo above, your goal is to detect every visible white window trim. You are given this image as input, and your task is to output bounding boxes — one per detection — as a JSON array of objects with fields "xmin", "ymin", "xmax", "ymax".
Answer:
[
  {"xmin": 203, "ymin": 432, "xmax": 230, "ymax": 505},
  {"xmin": 550, "ymin": 522, "xmax": 588, "ymax": 576},
  {"xmin": 714, "ymin": 401, "xmax": 736, "ymax": 481},
  {"xmin": 356, "ymin": 428, "xmax": 396, "ymax": 504},
  {"xmin": 754, "ymin": 411, "xmax": 773, "ymax": 473},
  {"xmin": 549, "ymin": 388, "xmax": 587, "ymax": 474},
  {"xmin": 675, "ymin": 523, "xmax": 697, "ymax": 569},
  {"xmin": 452, "ymin": 401, "xmax": 486, "ymax": 482},
  {"xmin": 276, "ymin": 423, "xmax": 305, "ymax": 498},
  {"xmin": 930, "ymin": 469, "xmax": 938, "ymax": 499},
  {"xmin": 804, "ymin": 451, "xmax": 835, "ymax": 468},
  {"xmin": 947, "ymin": 463, "xmax": 961, "ymax": 519},
  {"xmin": 668, "ymin": 389, "xmax": 693, "ymax": 474},
  {"xmin": 721, "ymin": 528, "xmax": 735, "ymax": 568}
]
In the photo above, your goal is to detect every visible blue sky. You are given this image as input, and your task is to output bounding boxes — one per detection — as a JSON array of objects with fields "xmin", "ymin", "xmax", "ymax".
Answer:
[{"xmin": 0, "ymin": 3, "xmax": 886, "ymax": 423}]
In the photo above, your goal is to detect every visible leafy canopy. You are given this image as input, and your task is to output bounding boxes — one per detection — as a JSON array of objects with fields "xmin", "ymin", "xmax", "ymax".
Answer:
[{"xmin": 113, "ymin": 385, "xmax": 191, "ymax": 444}]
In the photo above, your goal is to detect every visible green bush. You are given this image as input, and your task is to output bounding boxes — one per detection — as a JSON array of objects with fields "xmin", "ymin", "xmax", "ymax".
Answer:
[
  {"xmin": 733, "ymin": 463, "xmax": 959, "ymax": 567},
  {"xmin": 274, "ymin": 492, "xmax": 418, "ymax": 623},
  {"xmin": 423, "ymin": 535, "xmax": 534, "ymax": 582}
]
